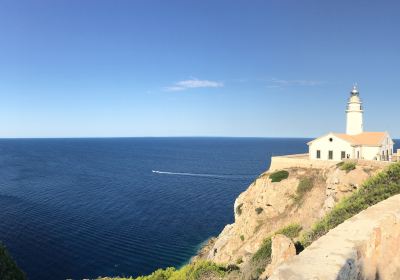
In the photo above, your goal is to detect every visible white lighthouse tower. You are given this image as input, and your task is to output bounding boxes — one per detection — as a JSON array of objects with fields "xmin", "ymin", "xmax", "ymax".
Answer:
[{"xmin": 346, "ymin": 85, "xmax": 364, "ymax": 135}]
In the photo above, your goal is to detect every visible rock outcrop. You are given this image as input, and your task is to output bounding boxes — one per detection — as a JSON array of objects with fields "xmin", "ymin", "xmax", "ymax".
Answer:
[
  {"xmin": 203, "ymin": 162, "xmax": 383, "ymax": 270},
  {"xmin": 269, "ymin": 194, "xmax": 400, "ymax": 280},
  {"xmin": 259, "ymin": 234, "xmax": 296, "ymax": 279}
]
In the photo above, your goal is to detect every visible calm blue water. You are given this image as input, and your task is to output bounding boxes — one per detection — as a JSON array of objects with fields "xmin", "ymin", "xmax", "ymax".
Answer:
[{"xmin": 0, "ymin": 138, "xmax": 396, "ymax": 280}]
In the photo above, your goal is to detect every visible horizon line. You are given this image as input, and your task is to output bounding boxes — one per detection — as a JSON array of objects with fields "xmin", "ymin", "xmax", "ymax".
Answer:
[{"xmin": 0, "ymin": 136, "xmax": 398, "ymax": 140}]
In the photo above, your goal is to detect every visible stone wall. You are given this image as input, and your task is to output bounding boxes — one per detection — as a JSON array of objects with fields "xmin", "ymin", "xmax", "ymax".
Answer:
[
  {"xmin": 344, "ymin": 158, "xmax": 393, "ymax": 168},
  {"xmin": 270, "ymin": 154, "xmax": 393, "ymax": 171},
  {"xmin": 269, "ymin": 194, "xmax": 400, "ymax": 280},
  {"xmin": 269, "ymin": 154, "xmax": 338, "ymax": 171}
]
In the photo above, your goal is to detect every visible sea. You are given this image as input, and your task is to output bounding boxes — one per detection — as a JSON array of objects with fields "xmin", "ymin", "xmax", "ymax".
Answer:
[{"xmin": 0, "ymin": 137, "xmax": 397, "ymax": 280}]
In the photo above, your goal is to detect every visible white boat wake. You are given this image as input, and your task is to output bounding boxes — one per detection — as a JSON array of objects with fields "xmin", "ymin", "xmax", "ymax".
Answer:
[{"xmin": 152, "ymin": 170, "xmax": 255, "ymax": 179}]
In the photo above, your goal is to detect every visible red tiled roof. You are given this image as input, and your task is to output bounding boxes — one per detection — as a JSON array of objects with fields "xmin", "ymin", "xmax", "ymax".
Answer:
[{"xmin": 333, "ymin": 132, "xmax": 387, "ymax": 146}]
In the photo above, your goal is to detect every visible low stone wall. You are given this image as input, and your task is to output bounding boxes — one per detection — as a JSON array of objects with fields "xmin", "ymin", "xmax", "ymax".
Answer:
[
  {"xmin": 344, "ymin": 158, "xmax": 392, "ymax": 168},
  {"xmin": 269, "ymin": 154, "xmax": 394, "ymax": 171},
  {"xmin": 269, "ymin": 154, "xmax": 339, "ymax": 171},
  {"xmin": 269, "ymin": 194, "xmax": 400, "ymax": 280}
]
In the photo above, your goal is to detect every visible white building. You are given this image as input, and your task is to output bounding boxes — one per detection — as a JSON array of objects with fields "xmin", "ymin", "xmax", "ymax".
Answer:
[{"xmin": 308, "ymin": 86, "xmax": 395, "ymax": 161}]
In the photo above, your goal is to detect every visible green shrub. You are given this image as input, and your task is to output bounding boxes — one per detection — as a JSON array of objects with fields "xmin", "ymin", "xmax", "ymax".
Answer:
[
  {"xmin": 102, "ymin": 261, "xmax": 227, "ymax": 280},
  {"xmin": 269, "ymin": 170, "xmax": 289, "ymax": 182},
  {"xmin": 255, "ymin": 207, "xmax": 263, "ymax": 215},
  {"xmin": 134, "ymin": 267, "xmax": 176, "ymax": 280},
  {"xmin": 240, "ymin": 235, "xmax": 244, "ymax": 241},
  {"xmin": 235, "ymin": 203, "xmax": 243, "ymax": 216},
  {"xmin": 175, "ymin": 261, "xmax": 226, "ymax": 280},
  {"xmin": 339, "ymin": 161, "xmax": 357, "ymax": 172},
  {"xmin": 336, "ymin": 161, "xmax": 345, "ymax": 167},
  {"xmin": 292, "ymin": 177, "xmax": 314, "ymax": 204},
  {"xmin": 0, "ymin": 243, "xmax": 26, "ymax": 280},
  {"xmin": 301, "ymin": 162, "xmax": 400, "ymax": 248}
]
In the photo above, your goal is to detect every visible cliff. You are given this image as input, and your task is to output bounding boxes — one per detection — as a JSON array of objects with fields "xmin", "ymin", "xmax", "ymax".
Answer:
[{"xmin": 204, "ymin": 160, "xmax": 382, "ymax": 267}]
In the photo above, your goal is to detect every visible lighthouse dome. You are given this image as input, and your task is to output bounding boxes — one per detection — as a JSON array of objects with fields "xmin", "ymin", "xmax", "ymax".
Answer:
[{"xmin": 351, "ymin": 85, "xmax": 359, "ymax": 96}]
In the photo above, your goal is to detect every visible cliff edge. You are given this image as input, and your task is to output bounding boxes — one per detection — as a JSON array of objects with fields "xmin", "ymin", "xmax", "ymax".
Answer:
[{"xmin": 204, "ymin": 160, "xmax": 382, "ymax": 267}]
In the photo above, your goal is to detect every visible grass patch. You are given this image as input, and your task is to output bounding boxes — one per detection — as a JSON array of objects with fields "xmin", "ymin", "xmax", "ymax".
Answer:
[
  {"xmin": 100, "ymin": 261, "xmax": 227, "ymax": 280},
  {"xmin": 291, "ymin": 177, "xmax": 314, "ymax": 204},
  {"xmin": 0, "ymin": 243, "xmax": 26, "ymax": 280},
  {"xmin": 235, "ymin": 203, "xmax": 243, "ymax": 216},
  {"xmin": 269, "ymin": 170, "xmax": 289, "ymax": 182},
  {"xmin": 236, "ymin": 257, "xmax": 243, "ymax": 265},
  {"xmin": 339, "ymin": 161, "xmax": 357, "ymax": 172},
  {"xmin": 245, "ymin": 224, "xmax": 302, "ymax": 279},
  {"xmin": 301, "ymin": 162, "xmax": 400, "ymax": 248},
  {"xmin": 255, "ymin": 207, "xmax": 263, "ymax": 215}
]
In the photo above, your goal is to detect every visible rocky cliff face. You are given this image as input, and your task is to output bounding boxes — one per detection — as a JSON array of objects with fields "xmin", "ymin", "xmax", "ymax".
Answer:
[{"xmin": 203, "ymin": 163, "xmax": 382, "ymax": 267}]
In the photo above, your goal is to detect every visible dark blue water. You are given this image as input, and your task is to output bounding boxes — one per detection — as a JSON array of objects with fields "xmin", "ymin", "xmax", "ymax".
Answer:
[{"xmin": 1, "ymin": 137, "xmax": 395, "ymax": 280}]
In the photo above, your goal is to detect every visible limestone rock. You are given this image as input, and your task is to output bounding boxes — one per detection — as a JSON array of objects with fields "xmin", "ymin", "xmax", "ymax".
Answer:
[{"xmin": 259, "ymin": 234, "xmax": 296, "ymax": 279}]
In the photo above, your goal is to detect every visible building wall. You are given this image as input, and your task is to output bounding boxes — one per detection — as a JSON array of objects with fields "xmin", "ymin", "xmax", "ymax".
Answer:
[
  {"xmin": 309, "ymin": 134, "xmax": 354, "ymax": 161},
  {"xmin": 362, "ymin": 146, "xmax": 381, "ymax": 160},
  {"xmin": 379, "ymin": 136, "xmax": 395, "ymax": 161},
  {"xmin": 309, "ymin": 133, "xmax": 394, "ymax": 162}
]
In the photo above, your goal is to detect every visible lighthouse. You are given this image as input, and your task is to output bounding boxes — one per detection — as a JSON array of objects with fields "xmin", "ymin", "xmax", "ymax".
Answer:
[
  {"xmin": 308, "ymin": 85, "xmax": 394, "ymax": 162},
  {"xmin": 346, "ymin": 85, "xmax": 364, "ymax": 135}
]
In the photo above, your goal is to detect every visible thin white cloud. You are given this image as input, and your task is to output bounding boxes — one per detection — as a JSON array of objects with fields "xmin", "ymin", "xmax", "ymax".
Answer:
[
  {"xmin": 165, "ymin": 78, "xmax": 224, "ymax": 92},
  {"xmin": 270, "ymin": 78, "xmax": 324, "ymax": 87}
]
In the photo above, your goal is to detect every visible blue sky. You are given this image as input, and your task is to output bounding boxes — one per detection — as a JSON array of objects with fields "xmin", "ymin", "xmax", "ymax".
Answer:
[{"xmin": 0, "ymin": 0, "xmax": 399, "ymax": 138}]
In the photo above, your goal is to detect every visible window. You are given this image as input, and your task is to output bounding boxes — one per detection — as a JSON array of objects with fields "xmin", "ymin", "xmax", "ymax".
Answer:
[
  {"xmin": 328, "ymin": 151, "xmax": 333, "ymax": 160},
  {"xmin": 329, "ymin": 138, "xmax": 333, "ymax": 142},
  {"xmin": 316, "ymin": 150, "xmax": 321, "ymax": 159},
  {"xmin": 341, "ymin": 151, "xmax": 346, "ymax": 159}
]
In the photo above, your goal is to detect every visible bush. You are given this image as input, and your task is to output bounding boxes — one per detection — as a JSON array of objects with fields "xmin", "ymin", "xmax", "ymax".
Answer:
[
  {"xmin": 176, "ymin": 261, "xmax": 226, "ymax": 280},
  {"xmin": 255, "ymin": 207, "xmax": 263, "ymax": 215},
  {"xmin": 235, "ymin": 203, "xmax": 243, "ymax": 216},
  {"xmin": 339, "ymin": 161, "xmax": 357, "ymax": 172},
  {"xmin": 0, "ymin": 243, "xmax": 26, "ymax": 280},
  {"xmin": 269, "ymin": 170, "xmax": 289, "ymax": 182},
  {"xmin": 292, "ymin": 177, "xmax": 314, "ymax": 204},
  {"xmin": 336, "ymin": 161, "xmax": 344, "ymax": 167},
  {"xmin": 101, "ymin": 261, "xmax": 227, "ymax": 280},
  {"xmin": 240, "ymin": 235, "xmax": 244, "ymax": 241},
  {"xmin": 301, "ymin": 162, "xmax": 400, "ymax": 248}
]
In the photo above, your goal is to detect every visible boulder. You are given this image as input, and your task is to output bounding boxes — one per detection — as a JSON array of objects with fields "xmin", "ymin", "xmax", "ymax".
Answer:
[{"xmin": 260, "ymin": 234, "xmax": 296, "ymax": 279}]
